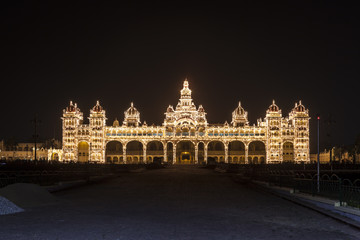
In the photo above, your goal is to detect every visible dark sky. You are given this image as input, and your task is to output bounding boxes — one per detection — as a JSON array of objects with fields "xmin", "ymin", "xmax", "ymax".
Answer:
[{"xmin": 1, "ymin": 1, "xmax": 359, "ymax": 153}]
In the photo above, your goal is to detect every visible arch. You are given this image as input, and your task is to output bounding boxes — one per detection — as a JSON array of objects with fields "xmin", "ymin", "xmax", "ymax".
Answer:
[
  {"xmin": 207, "ymin": 141, "xmax": 225, "ymax": 163},
  {"xmin": 146, "ymin": 141, "xmax": 164, "ymax": 164},
  {"xmin": 105, "ymin": 141, "xmax": 123, "ymax": 164},
  {"xmin": 78, "ymin": 141, "xmax": 89, "ymax": 163},
  {"xmin": 126, "ymin": 141, "xmax": 143, "ymax": 164},
  {"xmin": 176, "ymin": 141, "xmax": 195, "ymax": 164},
  {"xmin": 248, "ymin": 141, "xmax": 266, "ymax": 164},
  {"xmin": 283, "ymin": 141, "xmax": 294, "ymax": 162},
  {"xmin": 353, "ymin": 179, "xmax": 360, "ymax": 187},
  {"xmin": 51, "ymin": 152, "xmax": 59, "ymax": 161},
  {"xmin": 228, "ymin": 141, "xmax": 245, "ymax": 164}
]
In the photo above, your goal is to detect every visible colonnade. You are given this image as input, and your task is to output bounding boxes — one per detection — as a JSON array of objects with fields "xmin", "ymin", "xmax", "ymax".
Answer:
[{"xmin": 105, "ymin": 140, "xmax": 268, "ymax": 164}]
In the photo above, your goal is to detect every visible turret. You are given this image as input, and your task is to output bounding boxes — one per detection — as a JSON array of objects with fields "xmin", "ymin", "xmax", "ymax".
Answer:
[
  {"xmin": 123, "ymin": 102, "xmax": 141, "ymax": 127},
  {"xmin": 231, "ymin": 101, "xmax": 249, "ymax": 127},
  {"xmin": 265, "ymin": 100, "xmax": 282, "ymax": 163},
  {"xmin": 62, "ymin": 101, "xmax": 83, "ymax": 161},
  {"xmin": 88, "ymin": 100, "xmax": 107, "ymax": 162},
  {"xmin": 289, "ymin": 100, "xmax": 310, "ymax": 162}
]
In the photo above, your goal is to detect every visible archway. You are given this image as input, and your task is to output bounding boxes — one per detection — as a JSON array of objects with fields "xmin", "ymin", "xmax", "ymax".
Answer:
[
  {"xmin": 147, "ymin": 141, "xmax": 164, "ymax": 164},
  {"xmin": 105, "ymin": 141, "xmax": 123, "ymax": 164},
  {"xmin": 248, "ymin": 141, "xmax": 266, "ymax": 164},
  {"xmin": 126, "ymin": 141, "xmax": 143, "ymax": 164},
  {"xmin": 78, "ymin": 141, "xmax": 89, "ymax": 163},
  {"xmin": 176, "ymin": 141, "xmax": 195, "ymax": 164},
  {"xmin": 208, "ymin": 141, "xmax": 225, "ymax": 163},
  {"xmin": 283, "ymin": 142, "xmax": 294, "ymax": 162},
  {"xmin": 51, "ymin": 153, "xmax": 59, "ymax": 161},
  {"xmin": 229, "ymin": 141, "xmax": 245, "ymax": 164}
]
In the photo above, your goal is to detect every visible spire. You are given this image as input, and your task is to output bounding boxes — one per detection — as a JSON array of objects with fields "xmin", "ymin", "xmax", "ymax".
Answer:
[
  {"xmin": 180, "ymin": 78, "xmax": 192, "ymax": 99},
  {"xmin": 183, "ymin": 78, "xmax": 189, "ymax": 88}
]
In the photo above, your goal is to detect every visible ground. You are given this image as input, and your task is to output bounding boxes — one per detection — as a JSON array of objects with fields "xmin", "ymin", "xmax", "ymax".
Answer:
[{"xmin": 0, "ymin": 166, "xmax": 359, "ymax": 240}]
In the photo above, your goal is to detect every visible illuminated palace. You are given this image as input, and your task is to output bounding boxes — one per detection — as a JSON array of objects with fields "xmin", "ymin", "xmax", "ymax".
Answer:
[{"xmin": 61, "ymin": 79, "xmax": 310, "ymax": 164}]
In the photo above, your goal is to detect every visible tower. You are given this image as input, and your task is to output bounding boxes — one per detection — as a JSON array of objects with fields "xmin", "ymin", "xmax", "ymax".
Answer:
[
  {"xmin": 289, "ymin": 101, "xmax": 310, "ymax": 162},
  {"xmin": 89, "ymin": 101, "xmax": 107, "ymax": 162},
  {"xmin": 62, "ymin": 101, "xmax": 83, "ymax": 161},
  {"xmin": 164, "ymin": 79, "xmax": 207, "ymax": 137},
  {"xmin": 265, "ymin": 100, "xmax": 282, "ymax": 163}
]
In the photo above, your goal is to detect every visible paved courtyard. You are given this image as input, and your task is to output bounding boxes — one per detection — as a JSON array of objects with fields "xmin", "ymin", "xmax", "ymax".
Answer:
[{"xmin": 0, "ymin": 166, "xmax": 359, "ymax": 239}]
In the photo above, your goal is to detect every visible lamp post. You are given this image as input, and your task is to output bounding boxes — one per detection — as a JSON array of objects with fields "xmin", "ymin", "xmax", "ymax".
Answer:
[{"xmin": 317, "ymin": 115, "xmax": 320, "ymax": 193}]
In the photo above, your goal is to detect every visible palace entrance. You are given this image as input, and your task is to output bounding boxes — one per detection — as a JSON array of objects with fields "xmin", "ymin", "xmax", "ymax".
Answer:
[{"xmin": 176, "ymin": 141, "xmax": 195, "ymax": 164}]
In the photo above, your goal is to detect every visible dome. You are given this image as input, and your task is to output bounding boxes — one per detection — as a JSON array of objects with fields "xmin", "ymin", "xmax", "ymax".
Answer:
[
  {"xmin": 268, "ymin": 100, "xmax": 280, "ymax": 112},
  {"xmin": 167, "ymin": 105, "xmax": 174, "ymax": 113},
  {"xmin": 66, "ymin": 101, "xmax": 78, "ymax": 112},
  {"xmin": 198, "ymin": 105, "xmax": 205, "ymax": 113},
  {"xmin": 231, "ymin": 101, "xmax": 248, "ymax": 127},
  {"xmin": 125, "ymin": 102, "xmax": 139, "ymax": 116},
  {"xmin": 113, "ymin": 118, "xmax": 119, "ymax": 127},
  {"xmin": 233, "ymin": 102, "xmax": 245, "ymax": 115},
  {"xmin": 294, "ymin": 100, "xmax": 306, "ymax": 112},
  {"xmin": 92, "ymin": 100, "xmax": 103, "ymax": 112},
  {"xmin": 123, "ymin": 102, "xmax": 141, "ymax": 127}
]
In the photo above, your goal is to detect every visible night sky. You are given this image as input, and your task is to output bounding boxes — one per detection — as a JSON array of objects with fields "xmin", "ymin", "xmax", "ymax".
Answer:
[{"xmin": 1, "ymin": 2, "xmax": 359, "ymax": 153}]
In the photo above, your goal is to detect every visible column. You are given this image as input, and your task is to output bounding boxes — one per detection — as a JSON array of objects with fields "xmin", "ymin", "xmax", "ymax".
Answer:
[
  {"xmin": 143, "ymin": 145, "xmax": 147, "ymax": 164},
  {"xmin": 278, "ymin": 142, "xmax": 282, "ymax": 163},
  {"xmin": 195, "ymin": 145, "xmax": 198, "ymax": 164},
  {"xmin": 123, "ymin": 145, "xmax": 127, "ymax": 164},
  {"xmin": 224, "ymin": 145, "xmax": 228, "ymax": 163},
  {"xmin": 164, "ymin": 144, "xmax": 167, "ymax": 163},
  {"xmin": 173, "ymin": 144, "xmax": 176, "ymax": 164},
  {"xmin": 245, "ymin": 144, "xmax": 249, "ymax": 164},
  {"xmin": 204, "ymin": 144, "xmax": 208, "ymax": 164}
]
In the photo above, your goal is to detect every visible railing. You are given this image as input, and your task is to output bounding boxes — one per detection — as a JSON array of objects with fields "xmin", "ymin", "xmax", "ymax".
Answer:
[
  {"xmin": 225, "ymin": 163, "xmax": 360, "ymax": 209},
  {"xmin": 271, "ymin": 174, "xmax": 360, "ymax": 208}
]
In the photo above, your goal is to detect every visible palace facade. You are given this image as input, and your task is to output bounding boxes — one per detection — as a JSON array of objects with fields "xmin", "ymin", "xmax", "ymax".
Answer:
[{"xmin": 61, "ymin": 79, "xmax": 310, "ymax": 164}]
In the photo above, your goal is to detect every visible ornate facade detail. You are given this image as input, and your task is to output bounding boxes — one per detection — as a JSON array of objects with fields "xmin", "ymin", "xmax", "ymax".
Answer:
[{"xmin": 62, "ymin": 79, "xmax": 310, "ymax": 164}]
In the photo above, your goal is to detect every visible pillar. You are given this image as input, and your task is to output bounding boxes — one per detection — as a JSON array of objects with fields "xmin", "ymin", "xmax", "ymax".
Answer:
[
  {"xmin": 224, "ymin": 142, "xmax": 228, "ymax": 163},
  {"xmin": 173, "ymin": 143, "xmax": 176, "ymax": 164},
  {"xmin": 164, "ymin": 144, "xmax": 167, "ymax": 163},
  {"xmin": 195, "ymin": 145, "xmax": 198, "ymax": 164},
  {"xmin": 204, "ymin": 144, "xmax": 208, "ymax": 164},
  {"xmin": 123, "ymin": 144, "xmax": 127, "ymax": 164},
  {"xmin": 245, "ymin": 144, "xmax": 249, "ymax": 164},
  {"xmin": 143, "ymin": 145, "xmax": 147, "ymax": 164}
]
